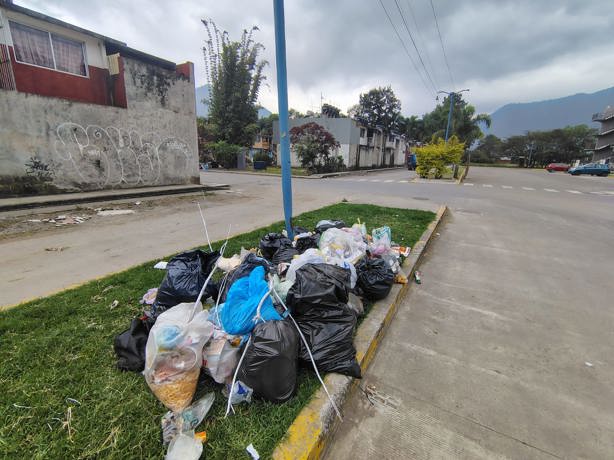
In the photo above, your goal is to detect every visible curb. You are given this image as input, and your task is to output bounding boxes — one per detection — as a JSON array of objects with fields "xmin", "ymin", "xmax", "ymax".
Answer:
[
  {"xmin": 272, "ymin": 204, "xmax": 448, "ymax": 460},
  {"xmin": 456, "ymin": 165, "xmax": 470, "ymax": 184},
  {"xmin": 0, "ymin": 184, "xmax": 230, "ymax": 212},
  {"xmin": 203, "ymin": 167, "xmax": 404, "ymax": 180}
]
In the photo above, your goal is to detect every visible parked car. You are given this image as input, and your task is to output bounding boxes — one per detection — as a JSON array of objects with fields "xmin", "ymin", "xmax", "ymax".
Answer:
[
  {"xmin": 546, "ymin": 163, "xmax": 570, "ymax": 172},
  {"xmin": 568, "ymin": 163, "xmax": 610, "ymax": 177}
]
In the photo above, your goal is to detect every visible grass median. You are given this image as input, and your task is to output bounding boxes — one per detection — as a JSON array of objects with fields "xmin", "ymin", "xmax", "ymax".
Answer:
[{"xmin": 0, "ymin": 203, "xmax": 435, "ymax": 459}]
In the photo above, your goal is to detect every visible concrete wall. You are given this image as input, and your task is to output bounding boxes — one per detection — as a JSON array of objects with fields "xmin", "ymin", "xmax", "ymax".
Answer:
[{"xmin": 0, "ymin": 56, "xmax": 198, "ymax": 194}]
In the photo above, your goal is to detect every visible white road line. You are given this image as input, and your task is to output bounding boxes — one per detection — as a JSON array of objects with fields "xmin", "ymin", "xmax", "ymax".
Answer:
[
  {"xmin": 591, "ymin": 190, "xmax": 614, "ymax": 195},
  {"xmin": 399, "ymin": 180, "xmax": 409, "ymax": 183},
  {"xmin": 370, "ymin": 179, "xmax": 381, "ymax": 182},
  {"xmin": 384, "ymin": 179, "xmax": 394, "ymax": 183},
  {"xmin": 522, "ymin": 187, "xmax": 535, "ymax": 190},
  {"xmin": 544, "ymin": 188, "xmax": 559, "ymax": 192},
  {"xmin": 501, "ymin": 185, "xmax": 513, "ymax": 189},
  {"xmin": 566, "ymin": 190, "xmax": 583, "ymax": 194},
  {"xmin": 358, "ymin": 179, "xmax": 367, "ymax": 182},
  {"xmin": 464, "ymin": 183, "xmax": 474, "ymax": 186},
  {"xmin": 482, "ymin": 184, "xmax": 493, "ymax": 188}
]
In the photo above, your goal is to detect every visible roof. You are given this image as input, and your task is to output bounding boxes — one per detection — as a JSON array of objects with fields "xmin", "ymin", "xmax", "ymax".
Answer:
[{"xmin": 1, "ymin": 0, "xmax": 176, "ymax": 70}]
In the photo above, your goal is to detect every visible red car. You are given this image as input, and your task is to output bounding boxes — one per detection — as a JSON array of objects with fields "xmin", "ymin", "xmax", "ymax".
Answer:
[{"xmin": 546, "ymin": 163, "xmax": 570, "ymax": 172}]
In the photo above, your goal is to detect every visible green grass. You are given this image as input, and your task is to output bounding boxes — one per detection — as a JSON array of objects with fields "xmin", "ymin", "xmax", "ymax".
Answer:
[
  {"xmin": 0, "ymin": 203, "xmax": 434, "ymax": 459},
  {"xmin": 246, "ymin": 166, "xmax": 310, "ymax": 176}
]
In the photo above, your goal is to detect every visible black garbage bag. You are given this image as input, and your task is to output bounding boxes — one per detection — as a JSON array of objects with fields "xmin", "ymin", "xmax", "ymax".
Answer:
[
  {"xmin": 220, "ymin": 253, "xmax": 272, "ymax": 302},
  {"xmin": 286, "ymin": 263, "xmax": 361, "ymax": 378},
  {"xmin": 272, "ymin": 247, "xmax": 299, "ymax": 265},
  {"xmin": 356, "ymin": 258, "xmax": 395, "ymax": 301},
  {"xmin": 237, "ymin": 319, "xmax": 299, "ymax": 403},
  {"xmin": 295, "ymin": 233, "xmax": 320, "ymax": 253},
  {"xmin": 315, "ymin": 219, "xmax": 346, "ymax": 233},
  {"xmin": 152, "ymin": 249, "xmax": 220, "ymax": 317},
  {"xmin": 259, "ymin": 233, "xmax": 293, "ymax": 260},
  {"xmin": 114, "ymin": 316, "xmax": 155, "ymax": 372},
  {"xmin": 293, "ymin": 226, "xmax": 310, "ymax": 235}
]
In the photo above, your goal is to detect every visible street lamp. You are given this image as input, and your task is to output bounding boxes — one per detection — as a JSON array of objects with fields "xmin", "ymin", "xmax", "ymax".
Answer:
[{"xmin": 437, "ymin": 89, "xmax": 469, "ymax": 142}]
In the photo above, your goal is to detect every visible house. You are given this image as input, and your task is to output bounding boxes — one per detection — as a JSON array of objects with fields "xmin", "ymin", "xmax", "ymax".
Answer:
[
  {"xmin": 272, "ymin": 117, "xmax": 407, "ymax": 169},
  {"xmin": 592, "ymin": 106, "xmax": 614, "ymax": 165},
  {"xmin": 0, "ymin": 0, "xmax": 198, "ymax": 195}
]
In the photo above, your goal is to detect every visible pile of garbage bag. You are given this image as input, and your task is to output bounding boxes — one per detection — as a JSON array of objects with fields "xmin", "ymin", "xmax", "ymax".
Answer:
[{"xmin": 113, "ymin": 215, "xmax": 408, "ymax": 458}]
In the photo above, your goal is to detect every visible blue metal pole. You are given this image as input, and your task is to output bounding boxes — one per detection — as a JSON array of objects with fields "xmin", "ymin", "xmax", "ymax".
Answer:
[
  {"xmin": 444, "ymin": 91, "xmax": 454, "ymax": 142},
  {"xmin": 273, "ymin": 0, "xmax": 293, "ymax": 238}
]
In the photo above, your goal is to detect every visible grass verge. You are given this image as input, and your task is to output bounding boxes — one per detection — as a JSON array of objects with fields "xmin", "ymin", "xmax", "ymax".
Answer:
[
  {"xmin": 244, "ymin": 166, "xmax": 310, "ymax": 176},
  {"xmin": 0, "ymin": 203, "xmax": 434, "ymax": 459}
]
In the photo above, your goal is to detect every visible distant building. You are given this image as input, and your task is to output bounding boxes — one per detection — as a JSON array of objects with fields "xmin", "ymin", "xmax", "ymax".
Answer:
[
  {"xmin": 272, "ymin": 117, "xmax": 406, "ymax": 169},
  {"xmin": 0, "ymin": 0, "xmax": 198, "ymax": 195},
  {"xmin": 592, "ymin": 106, "xmax": 614, "ymax": 165}
]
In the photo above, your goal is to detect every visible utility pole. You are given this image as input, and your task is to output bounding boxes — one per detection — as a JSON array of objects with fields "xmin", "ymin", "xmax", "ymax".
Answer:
[
  {"xmin": 437, "ymin": 89, "xmax": 469, "ymax": 142},
  {"xmin": 273, "ymin": 0, "xmax": 293, "ymax": 238}
]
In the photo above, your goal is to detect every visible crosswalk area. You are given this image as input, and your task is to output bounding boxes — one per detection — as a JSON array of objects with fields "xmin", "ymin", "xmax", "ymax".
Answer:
[{"xmin": 330, "ymin": 176, "xmax": 614, "ymax": 196}]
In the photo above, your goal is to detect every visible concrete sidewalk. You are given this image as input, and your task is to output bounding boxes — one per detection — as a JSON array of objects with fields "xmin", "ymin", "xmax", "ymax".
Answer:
[
  {"xmin": 326, "ymin": 204, "xmax": 614, "ymax": 458},
  {"xmin": 0, "ymin": 183, "xmax": 229, "ymax": 212}
]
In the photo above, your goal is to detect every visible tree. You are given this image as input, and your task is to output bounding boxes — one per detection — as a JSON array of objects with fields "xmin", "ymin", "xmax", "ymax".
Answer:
[
  {"xmin": 402, "ymin": 115, "xmax": 426, "ymax": 144},
  {"xmin": 353, "ymin": 86, "xmax": 402, "ymax": 167},
  {"xmin": 422, "ymin": 94, "xmax": 491, "ymax": 147},
  {"xmin": 322, "ymin": 103, "xmax": 342, "ymax": 118},
  {"xmin": 202, "ymin": 20, "xmax": 267, "ymax": 147},
  {"xmin": 471, "ymin": 134, "xmax": 503, "ymax": 163},
  {"xmin": 288, "ymin": 108, "xmax": 306, "ymax": 119},
  {"xmin": 289, "ymin": 122, "xmax": 343, "ymax": 173}
]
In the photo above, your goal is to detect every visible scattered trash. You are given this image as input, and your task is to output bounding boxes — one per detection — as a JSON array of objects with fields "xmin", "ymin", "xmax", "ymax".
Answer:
[
  {"xmin": 110, "ymin": 300, "xmax": 119, "ymax": 309},
  {"xmin": 154, "ymin": 261, "xmax": 168, "ymax": 270},
  {"xmin": 45, "ymin": 247, "xmax": 66, "ymax": 252},
  {"xmin": 259, "ymin": 233, "xmax": 292, "ymax": 260},
  {"xmin": 65, "ymin": 398, "xmax": 81, "ymax": 406},
  {"xmin": 202, "ymin": 329, "xmax": 241, "ymax": 384},
  {"xmin": 27, "ymin": 219, "xmax": 41, "ymax": 223},
  {"xmin": 246, "ymin": 443, "xmax": 260, "ymax": 460},
  {"xmin": 315, "ymin": 219, "xmax": 346, "ymax": 233},
  {"xmin": 217, "ymin": 254, "xmax": 242, "ymax": 272},
  {"xmin": 165, "ymin": 432, "xmax": 203, "ymax": 460},
  {"xmin": 319, "ymin": 227, "xmax": 366, "ymax": 265},
  {"xmin": 97, "ymin": 209, "xmax": 135, "ymax": 216},
  {"xmin": 225, "ymin": 380, "xmax": 253, "ymax": 405},
  {"xmin": 370, "ymin": 226, "xmax": 392, "ymax": 256},
  {"xmin": 347, "ymin": 292, "xmax": 364, "ymax": 316},
  {"xmin": 394, "ymin": 273, "xmax": 408, "ymax": 284},
  {"xmin": 161, "ymin": 392, "xmax": 215, "ymax": 445},
  {"xmin": 414, "ymin": 270, "xmax": 422, "ymax": 284},
  {"xmin": 140, "ymin": 288, "xmax": 158, "ymax": 305},
  {"xmin": 585, "ymin": 362, "xmax": 594, "ymax": 367},
  {"xmin": 135, "ymin": 201, "xmax": 142, "ymax": 205}
]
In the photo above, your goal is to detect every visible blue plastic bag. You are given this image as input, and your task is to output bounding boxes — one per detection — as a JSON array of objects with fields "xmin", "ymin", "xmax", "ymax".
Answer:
[{"xmin": 221, "ymin": 266, "xmax": 281, "ymax": 335}]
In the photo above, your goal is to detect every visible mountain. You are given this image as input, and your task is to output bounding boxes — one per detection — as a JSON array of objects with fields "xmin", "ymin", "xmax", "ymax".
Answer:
[
  {"xmin": 195, "ymin": 84, "xmax": 272, "ymax": 119},
  {"xmin": 487, "ymin": 86, "xmax": 614, "ymax": 138}
]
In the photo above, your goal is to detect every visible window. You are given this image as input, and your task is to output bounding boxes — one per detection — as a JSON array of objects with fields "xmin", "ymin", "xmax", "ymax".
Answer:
[
  {"xmin": 360, "ymin": 128, "xmax": 366, "ymax": 138},
  {"xmin": 10, "ymin": 21, "xmax": 87, "ymax": 76},
  {"xmin": 388, "ymin": 134, "xmax": 395, "ymax": 142}
]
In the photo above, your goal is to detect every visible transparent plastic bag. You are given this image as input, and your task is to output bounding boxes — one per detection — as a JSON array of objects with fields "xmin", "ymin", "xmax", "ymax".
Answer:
[
  {"xmin": 202, "ymin": 329, "xmax": 241, "ymax": 384},
  {"xmin": 319, "ymin": 228, "xmax": 366, "ymax": 265},
  {"xmin": 144, "ymin": 303, "xmax": 214, "ymax": 412},
  {"xmin": 370, "ymin": 226, "xmax": 392, "ymax": 256}
]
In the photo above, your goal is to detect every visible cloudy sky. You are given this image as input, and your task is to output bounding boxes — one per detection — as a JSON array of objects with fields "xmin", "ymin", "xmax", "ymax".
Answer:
[{"xmin": 17, "ymin": 0, "xmax": 614, "ymax": 116}]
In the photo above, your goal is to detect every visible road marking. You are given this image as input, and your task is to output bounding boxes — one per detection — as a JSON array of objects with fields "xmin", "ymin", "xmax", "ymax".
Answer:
[
  {"xmin": 501, "ymin": 185, "xmax": 513, "ymax": 189},
  {"xmin": 399, "ymin": 180, "xmax": 409, "ymax": 183},
  {"xmin": 370, "ymin": 179, "xmax": 381, "ymax": 182},
  {"xmin": 544, "ymin": 188, "xmax": 559, "ymax": 192},
  {"xmin": 590, "ymin": 190, "xmax": 614, "ymax": 195},
  {"xmin": 522, "ymin": 187, "xmax": 535, "ymax": 190},
  {"xmin": 566, "ymin": 190, "xmax": 582, "ymax": 194},
  {"xmin": 464, "ymin": 183, "xmax": 474, "ymax": 186},
  {"xmin": 358, "ymin": 179, "xmax": 367, "ymax": 182},
  {"xmin": 384, "ymin": 179, "xmax": 394, "ymax": 183},
  {"xmin": 482, "ymin": 184, "xmax": 493, "ymax": 188}
]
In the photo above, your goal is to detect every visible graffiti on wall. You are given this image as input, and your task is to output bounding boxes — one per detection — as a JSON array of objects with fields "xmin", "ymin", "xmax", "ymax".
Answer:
[{"xmin": 53, "ymin": 123, "xmax": 194, "ymax": 188}]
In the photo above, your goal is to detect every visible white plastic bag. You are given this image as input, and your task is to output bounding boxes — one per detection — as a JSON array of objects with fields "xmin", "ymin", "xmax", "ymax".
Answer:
[
  {"xmin": 144, "ymin": 303, "xmax": 214, "ymax": 412},
  {"xmin": 285, "ymin": 248, "xmax": 326, "ymax": 283},
  {"xmin": 202, "ymin": 329, "xmax": 241, "ymax": 384}
]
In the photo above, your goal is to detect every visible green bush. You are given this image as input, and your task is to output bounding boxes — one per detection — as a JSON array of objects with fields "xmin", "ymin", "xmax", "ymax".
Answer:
[
  {"xmin": 209, "ymin": 141, "xmax": 241, "ymax": 169},
  {"xmin": 415, "ymin": 136, "xmax": 464, "ymax": 178}
]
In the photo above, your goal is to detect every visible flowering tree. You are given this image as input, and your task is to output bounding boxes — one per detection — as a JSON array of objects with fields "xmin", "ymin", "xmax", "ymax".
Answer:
[{"xmin": 289, "ymin": 122, "xmax": 343, "ymax": 173}]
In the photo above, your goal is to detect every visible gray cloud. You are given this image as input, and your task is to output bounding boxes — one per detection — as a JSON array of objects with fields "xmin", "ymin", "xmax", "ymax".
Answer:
[{"xmin": 17, "ymin": 0, "xmax": 614, "ymax": 116}]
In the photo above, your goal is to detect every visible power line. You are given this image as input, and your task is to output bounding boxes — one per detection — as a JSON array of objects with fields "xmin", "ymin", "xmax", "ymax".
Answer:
[
  {"xmin": 430, "ymin": 0, "xmax": 455, "ymax": 89},
  {"xmin": 393, "ymin": 0, "xmax": 438, "ymax": 94},
  {"xmin": 378, "ymin": 0, "xmax": 436, "ymax": 98},
  {"xmin": 403, "ymin": 0, "xmax": 439, "ymax": 89}
]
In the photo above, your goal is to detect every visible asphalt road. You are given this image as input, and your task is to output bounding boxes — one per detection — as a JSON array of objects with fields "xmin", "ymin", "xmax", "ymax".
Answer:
[
  {"xmin": 324, "ymin": 167, "xmax": 614, "ymax": 459},
  {"xmin": 2, "ymin": 167, "xmax": 613, "ymax": 457}
]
